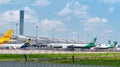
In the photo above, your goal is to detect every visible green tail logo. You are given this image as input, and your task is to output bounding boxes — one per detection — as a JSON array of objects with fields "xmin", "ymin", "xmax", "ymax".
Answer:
[
  {"xmin": 109, "ymin": 41, "xmax": 117, "ymax": 48},
  {"xmin": 86, "ymin": 37, "xmax": 97, "ymax": 48}
]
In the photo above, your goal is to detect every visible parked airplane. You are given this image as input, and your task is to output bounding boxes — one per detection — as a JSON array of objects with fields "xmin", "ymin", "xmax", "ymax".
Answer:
[
  {"xmin": 68, "ymin": 37, "xmax": 97, "ymax": 49},
  {"xmin": 0, "ymin": 39, "xmax": 31, "ymax": 49},
  {"xmin": 115, "ymin": 44, "xmax": 120, "ymax": 50},
  {"xmin": 0, "ymin": 29, "xmax": 13, "ymax": 44},
  {"xmin": 48, "ymin": 37, "xmax": 97, "ymax": 49},
  {"xmin": 95, "ymin": 41, "xmax": 117, "ymax": 49},
  {"xmin": 48, "ymin": 43, "xmax": 73, "ymax": 48}
]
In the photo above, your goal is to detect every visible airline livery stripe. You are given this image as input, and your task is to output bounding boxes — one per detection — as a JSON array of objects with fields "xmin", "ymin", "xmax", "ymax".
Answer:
[{"xmin": 4, "ymin": 36, "xmax": 10, "ymax": 38}]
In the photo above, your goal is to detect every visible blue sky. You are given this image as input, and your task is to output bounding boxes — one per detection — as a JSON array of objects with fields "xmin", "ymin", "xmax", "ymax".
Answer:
[{"xmin": 0, "ymin": 0, "xmax": 120, "ymax": 43}]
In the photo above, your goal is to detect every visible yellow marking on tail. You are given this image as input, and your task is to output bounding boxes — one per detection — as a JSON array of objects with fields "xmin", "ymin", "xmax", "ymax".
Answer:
[
  {"xmin": 0, "ymin": 29, "xmax": 13, "ymax": 44},
  {"xmin": 2, "ymin": 29, "xmax": 13, "ymax": 39}
]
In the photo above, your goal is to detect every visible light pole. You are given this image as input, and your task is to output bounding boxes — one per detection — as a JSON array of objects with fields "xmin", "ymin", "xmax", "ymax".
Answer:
[
  {"xmin": 36, "ymin": 26, "xmax": 38, "ymax": 44},
  {"xmin": 15, "ymin": 23, "xmax": 18, "ymax": 43},
  {"xmin": 52, "ymin": 29, "xmax": 55, "ymax": 43},
  {"xmin": 77, "ymin": 32, "xmax": 79, "ymax": 43},
  {"xmin": 66, "ymin": 31, "xmax": 68, "ymax": 43},
  {"xmin": 87, "ymin": 34, "xmax": 89, "ymax": 43},
  {"xmin": 16, "ymin": 23, "xmax": 18, "ymax": 36}
]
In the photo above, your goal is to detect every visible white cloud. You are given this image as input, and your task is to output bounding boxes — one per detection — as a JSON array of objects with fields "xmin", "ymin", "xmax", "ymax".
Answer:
[
  {"xmin": 0, "ymin": 9, "xmax": 19, "ymax": 23},
  {"xmin": 39, "ymin": 18, "xmax": 67, "ymax": 32},
  {"xmin": 24, "ymin": 7, "xmax": 39, "ymax": 23},
  {"xmin": 102, "ymin": 0, "xmax": 120, "ymax": 4},
  {"xmin": 72, "ymin": 32, "xmax": 79, "ymax": 35},
  {"xmin": 33, "ymin": 0, "xmax": 50, "ymax": 7},
  {"xmin": 64, "ymin": 16, "xmax": 72, "ymax": 21},
  {"xmin": 105, "ymin": 29, "xmax": 113, "ymax": 33},
  {"xmin": 108, "ymin": 7, "xmax": 114, "ymax": 13},
  {"xmin": 58, "ymin": 3, "xmax": 71, "ymax": 16},
  {"xmin": 0, "ymin": 0, "xmax": 11, "ymax": 4},
  {"xmin": 87, "ymin": 17, "xmax": 107, "ymax": 24},
  {"xmin": 58, "ymin": 1, "xmax": 89, "ymax": 18},
  {"xmin": 83, "ymin": 17, "xmax": 108, "ymax": 31},
  {"xmin": 0, "ymin": 6, "xmax": 39, "ymax": 24},
  {"xmin": 58, "ymin": 0, "xmax": 112, "ymax": 36},
  {"xmin": 73, "ymin": 5, "xmax": 89, "ymax": 16},
  {"xmin": 56, "ymin": 0, "xmax": 114, "ymax": 39}
]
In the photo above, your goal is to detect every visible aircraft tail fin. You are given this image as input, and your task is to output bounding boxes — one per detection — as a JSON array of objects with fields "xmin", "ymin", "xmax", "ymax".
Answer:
[
  {"xmin": 87, "ymin": 37, "xmax": 97, "ymax": 47},
  {"xmin": 112, "ymin": 41, "xmax": 117, "ymax": 46},
  {"xmin": 20, "ymin": 39, "xmax": 31, "ymax": 49},
  {"xmin": 109, "ymin": 41, "xmax": 117, "ymax": 48},
  {"xmin": 1, "ymin": 29, "xmax": 13, "ymax": 40},
  {"xmin": 91, "ymin": 37, "xmax": 97, "ymax": 44}
]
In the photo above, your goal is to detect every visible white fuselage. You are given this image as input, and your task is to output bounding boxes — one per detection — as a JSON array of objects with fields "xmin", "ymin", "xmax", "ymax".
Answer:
[
  {"xmin": 115, "ymin": 44, "xmax": 120, "ymax": 50},
  {"xmin": 0, "ymin": 43, "xmax": 24, "ymax": 49},
  {"xmin": 73, "ymin": 44, "xmax": 88, "ymax": 47},
  {"xmin": 95, "ymin": 44, "xmax": 111, "ymax": 49},
  {"xmin": 48, "ymin": 43, "xmax": 88, "ymax": 48},
  {"xmin": 48, "ymin": 43, "xmax": 72, "ymax": 48}
]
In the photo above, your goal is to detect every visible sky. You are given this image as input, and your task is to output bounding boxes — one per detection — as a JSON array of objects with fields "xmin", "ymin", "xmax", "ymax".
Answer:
[{"xmin": 0, "ymin": 0, "xmax": 120, "ymax": 43}]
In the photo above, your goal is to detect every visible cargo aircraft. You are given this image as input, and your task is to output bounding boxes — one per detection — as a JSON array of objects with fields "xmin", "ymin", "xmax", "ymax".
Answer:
[
  {"xmin": 0, "ymin": 29, "xmax": 30, "ymax": 49},
  {"xmin": 0, "ymin": 29, "xmax": 13, "ymax": 44},
  {"xmin": 0, "ymin": 39, "xmax": 31, "ymax": 49}
]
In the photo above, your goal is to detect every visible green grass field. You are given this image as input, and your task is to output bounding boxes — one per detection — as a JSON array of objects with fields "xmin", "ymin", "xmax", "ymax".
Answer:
[{"xmin": 0, "ymin": 52, "xmax": 120, "ymax": 66}]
